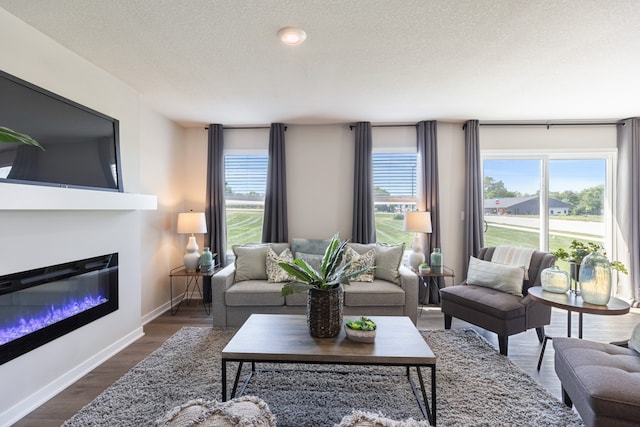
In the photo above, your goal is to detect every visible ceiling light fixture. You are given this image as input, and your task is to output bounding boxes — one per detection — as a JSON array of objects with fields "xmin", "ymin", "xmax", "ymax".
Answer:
[{"xmin": 278, "ymin": 27, "xmax": 306, "ymax": 46}]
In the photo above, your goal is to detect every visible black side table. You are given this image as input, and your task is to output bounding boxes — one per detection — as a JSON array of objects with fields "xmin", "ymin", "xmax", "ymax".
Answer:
[
  {"xmin": 169, "ymin": 266, "xmax": 216, "ymax": 315},
  {"xmin": 415, "ymin": 266, "xmax": 455, "ymax": 306}
]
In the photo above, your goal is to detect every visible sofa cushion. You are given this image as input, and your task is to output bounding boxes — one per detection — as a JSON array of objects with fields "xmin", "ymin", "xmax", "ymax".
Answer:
[
  {"xmin": 291, "ymin": 237, "xmax": 331, "ymax": 257},
  {"xmin": 345, "ymin": 246, "xmax": 375, "ymax": 282},
  {"xmin": 285, "ymin": 292, "xmax": 308, "ymax": 306},
  {"xmin": 439, "ymin": 284, "xmax": 525, "ymax": 320},
  {"xmin": 154, "ymin": 396, "xmax": 276, "ymax": 427},
  {"xmin": 226, "ymin": 281, "xmax": 284, "ymax": 306},
  {"xmin": 374, "ymin": 242, "xmax": 405, "ymax": 285},
  {"xmin": 266, "ymin": 247, "xmax": 295, "ymax": 283},
  {"xmin": 629, "ymin": 322, "xmax": 640, "ymax": 353},
  {"xmin": 466, "ymin": 256, "xmax": 525, "ymax": 296},
  {"xmin": 344, "ymin": 281, "xmax": 405, "ymax": 307},
  {"xmin": 553, "ymin": 337, "xmax": 640, "ymax": 426},
  {"xmin": 232, "ymin": 244, "xmax": 270, "ymax": 282}
]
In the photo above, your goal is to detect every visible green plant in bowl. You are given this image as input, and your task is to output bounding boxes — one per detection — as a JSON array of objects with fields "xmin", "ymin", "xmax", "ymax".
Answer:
[{"xmin": 346, "ymin": 316, "xmax": 376, "ymax": 331}]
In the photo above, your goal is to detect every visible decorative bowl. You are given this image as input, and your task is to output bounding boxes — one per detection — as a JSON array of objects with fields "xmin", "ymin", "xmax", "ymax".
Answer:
[{"xmin": 344, "ymin": 325, "xmax": 376, "ymax": 343}]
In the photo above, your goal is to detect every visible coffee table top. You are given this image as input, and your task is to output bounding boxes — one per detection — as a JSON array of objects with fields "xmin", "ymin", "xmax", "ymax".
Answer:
[
  {"xmin": 528, "ymin": 286, "xmax": 630, "ymax": 315},
  {"xmin": 222, "ymin": 314, "xmax": 436, "ymax": 365}
]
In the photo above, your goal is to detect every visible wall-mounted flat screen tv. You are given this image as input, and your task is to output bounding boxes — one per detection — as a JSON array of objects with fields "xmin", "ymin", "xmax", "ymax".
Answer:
[{"xmin": 0, "ymin": 70, "xmax": 123, "ymax": 192}]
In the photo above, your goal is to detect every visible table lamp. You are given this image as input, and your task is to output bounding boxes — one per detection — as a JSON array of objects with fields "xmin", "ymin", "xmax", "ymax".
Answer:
[
  {"xmin": 177, "ymin": 212, "xmax": 207, "ymax": 272},
  {"xmin": 403, "ymin": 211, "xmax": 432, "ymax": 271}
]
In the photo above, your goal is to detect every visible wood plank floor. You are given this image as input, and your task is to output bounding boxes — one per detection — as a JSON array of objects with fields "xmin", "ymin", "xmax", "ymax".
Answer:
[{"xmin": 13, "ymin": 302, "xmax": 640, "ymax": 426}]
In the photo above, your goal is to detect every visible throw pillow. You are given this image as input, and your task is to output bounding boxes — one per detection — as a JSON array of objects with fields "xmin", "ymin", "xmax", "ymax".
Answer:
[
  {"xmin": 345, "ymin": 246, "xmax": 375, "ymax": 282},
  {"xmin": 296, "ymin": 252, "xmax": 324, "ymax": 273},
  {"xmin": 629, "ymin": 322, "xmax": 640, "ymax": 354},
  {"xmin": 374, "ymin": 242, "xmax": 405, "ymax": 285},
  {"xmin": 232, "ymin": 244, "xmax": 270, "ymax": 283},
  {"xmin": 154, "ymin": 396, "xmax": 276, "ymax": 427},
  {"xmin": 466, "ymin": 256, "xmax": 525, "ymax": 296},
  {"xmin": 266, "ymin": 247, "xmax": 296, "ymax": 283},
  {"xmin": 291, "ymin": 237, "xmax": 331, "ymax": 257}
]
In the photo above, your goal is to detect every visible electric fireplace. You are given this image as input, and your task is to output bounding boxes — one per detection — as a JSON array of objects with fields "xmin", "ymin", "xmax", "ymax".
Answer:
[{"xmin": 0, "ymin": 253, "xmax": 118, "ymax": 365}]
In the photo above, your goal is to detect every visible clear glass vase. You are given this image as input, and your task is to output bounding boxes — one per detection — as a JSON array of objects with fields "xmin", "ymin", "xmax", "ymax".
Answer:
[
  {"xmin": 579, "ymin": 251, "xmax": 612, "ymax": 305},
  {"xmin": 541, "ymin": 265, "xmax": 570, "ymax": 293}
]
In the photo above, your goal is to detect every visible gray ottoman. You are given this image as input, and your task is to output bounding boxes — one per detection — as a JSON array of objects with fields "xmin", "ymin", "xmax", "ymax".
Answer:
[{"xmin": 553, "ymin": 337, "xmax": 640, "ymax": 427}]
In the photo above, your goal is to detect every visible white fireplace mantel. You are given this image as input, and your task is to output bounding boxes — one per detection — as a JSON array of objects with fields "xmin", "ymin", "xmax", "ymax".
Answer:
[{"xmin": 0, "ymin": 183, "xmax": 157, "ymax": 210}]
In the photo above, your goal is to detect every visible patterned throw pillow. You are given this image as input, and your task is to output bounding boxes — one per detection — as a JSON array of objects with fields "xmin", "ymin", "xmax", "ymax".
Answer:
[
  {"xmin": 266, "ymin": 247, "xmax": 295, "ymax": 283},
  {"xmin": 345, "ymin": 246, "xmax": 375, "ymax": 282}
]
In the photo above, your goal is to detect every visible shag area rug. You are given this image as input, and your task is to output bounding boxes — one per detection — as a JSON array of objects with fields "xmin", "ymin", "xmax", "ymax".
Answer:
[{"xmin": 63, "ymin": 327, "xmax": 584, "ymax": 426}]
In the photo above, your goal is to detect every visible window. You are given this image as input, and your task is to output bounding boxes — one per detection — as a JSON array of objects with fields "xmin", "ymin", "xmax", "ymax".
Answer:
[
  {"xmin": 372, "ymin": 152, "xmax": 417, "ymax": 247},
  {"xmin": 483, "ymin": 155, "xmax": 612, "ymax": 273},
  {"xmin": 224, "ymin": 154, "xmax": 268, "ymax": 251}
]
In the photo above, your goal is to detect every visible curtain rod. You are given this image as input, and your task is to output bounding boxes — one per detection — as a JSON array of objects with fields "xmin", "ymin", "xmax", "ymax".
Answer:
[
  {"xmin": 349, "ymin": 124, "xmax": 416, "ymax": 130},
  {"xmin": 203, "ymin": 126, "xmax": 287, "ymax": 130},
  {"xmin": 463, "ymin": 121, "xmax": 621, "ymax": 130}
]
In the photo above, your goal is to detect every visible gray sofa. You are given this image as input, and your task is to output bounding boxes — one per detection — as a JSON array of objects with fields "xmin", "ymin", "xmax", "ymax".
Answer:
[
  {"xmin": 440, "ymin": 246, "xmax": 555, "ymax": 355},
  {"xmin": 211, "ymin": 239, "xmax": 419, "ymax": 327},
  {"xmin": 554, "ymin": 337, "xmax": 640, "ymax": 427}
]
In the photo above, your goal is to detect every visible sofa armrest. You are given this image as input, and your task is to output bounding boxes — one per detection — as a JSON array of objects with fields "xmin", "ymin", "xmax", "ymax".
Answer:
[
  {"xmin": 211, "ymin": 264, "xmax": 236, "ymax": 326},
  {"xmin": 398, "ymin": 265, "xmax": 419, "ymax": 325}
]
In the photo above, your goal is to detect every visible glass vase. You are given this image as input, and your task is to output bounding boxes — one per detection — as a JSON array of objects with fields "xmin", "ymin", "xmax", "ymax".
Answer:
[
  {"xmin": 430, "ymin": 248, "xmax": 443, "ymax": 274},
  {"xmin": 540, "ymin": 265, "xmax": 570, "ymax": 293},
  {"xmin": 579, "ymin": 251, "xmax": 612, "ymax": 305}
]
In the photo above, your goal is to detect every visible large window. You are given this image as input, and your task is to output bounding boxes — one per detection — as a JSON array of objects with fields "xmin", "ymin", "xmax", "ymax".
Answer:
[
  {"xmin": 224, "ymin": 154, "xmax": 268, "ymax": 250},
  {"xmin": 483, "ymin": 155, "xmax": 611, "ymax": 272},
  {"xmin": 372, "ymin": 152, "xmax": 417, "ymax": 247}
]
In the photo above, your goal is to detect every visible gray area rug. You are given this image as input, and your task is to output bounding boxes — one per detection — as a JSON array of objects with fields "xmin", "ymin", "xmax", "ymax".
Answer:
[{"xmin": 63, "ymin": 327, "xmax": 584, "ymax": 426}]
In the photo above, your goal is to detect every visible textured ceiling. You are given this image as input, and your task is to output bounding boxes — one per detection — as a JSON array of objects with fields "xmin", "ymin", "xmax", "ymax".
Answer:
[{"xmin": 1, "ymin": 0, "xmax": 639, "ymax": 127}]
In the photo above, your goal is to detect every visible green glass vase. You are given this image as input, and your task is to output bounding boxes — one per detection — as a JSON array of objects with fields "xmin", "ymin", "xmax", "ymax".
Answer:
[{"xmin": 579, "ymin": 251, "xmax": 611, "ymax": 305}]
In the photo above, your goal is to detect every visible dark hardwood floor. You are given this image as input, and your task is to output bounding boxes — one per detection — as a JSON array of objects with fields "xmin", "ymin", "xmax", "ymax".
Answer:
[{"xmin": 13, "ymin": 302, "xmax": 640, "ymax": 426}]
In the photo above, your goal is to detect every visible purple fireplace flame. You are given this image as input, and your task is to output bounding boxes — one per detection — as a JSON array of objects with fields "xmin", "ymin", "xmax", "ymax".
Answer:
[
  {"xmin": 0, "ymin": 253, "xmax": 118, "ymax": 365},
  {"xmin": 0, "ymin": 294, "xmax": 108, "ymax": 345}
]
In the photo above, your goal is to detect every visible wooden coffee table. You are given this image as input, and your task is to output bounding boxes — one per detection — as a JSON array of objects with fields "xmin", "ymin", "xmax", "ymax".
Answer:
[{"xmin": 221, "ymin": 314, "xmax": 437, "ymax": 425}]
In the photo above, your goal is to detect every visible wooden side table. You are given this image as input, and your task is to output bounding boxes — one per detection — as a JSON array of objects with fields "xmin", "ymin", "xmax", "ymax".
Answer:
[
  {"xmin": 415, "ymin": 266, "xmax": 455, "ymax": 306},
  {"xmin": 528, "ymin": 286, "xmax": 630, "ymax": 370},
  {"xmin": 169, "ymin": 266, "xmax": 216, "ymax": 315}
]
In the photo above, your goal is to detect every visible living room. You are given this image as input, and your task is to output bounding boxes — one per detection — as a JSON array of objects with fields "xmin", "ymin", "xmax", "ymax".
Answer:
[{"xmin": 1, "ymin": 1, "xmax": 639, "ymax": 425}]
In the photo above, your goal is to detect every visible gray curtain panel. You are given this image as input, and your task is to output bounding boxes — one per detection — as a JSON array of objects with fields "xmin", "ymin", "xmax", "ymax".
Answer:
[
  {"xmin": 417, "ymin": 120, "xmax": 441, "ymax": 303},
  {"xmin": 204, "ymin": 124, "xmax": 227, "ymax": 302},
  {"xmin": 463, "ymin": 120, "xmax": 484, "ymax": 277},
  {"xmin": 615, "ymin": 117, "xmax": 640, "ymax": 307},
  {"xmin": 262, "ymin": 123, "xmax": 288, "ymax": 243},
  {"xmin": 352, "ymin": 121, "xmax": 376, "ymax": 243}
]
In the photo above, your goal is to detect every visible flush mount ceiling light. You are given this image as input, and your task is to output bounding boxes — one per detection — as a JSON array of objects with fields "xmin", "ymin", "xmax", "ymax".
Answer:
[{"xmin": 278, "ymin": 27, "xmax": 306, "ymax": 46}]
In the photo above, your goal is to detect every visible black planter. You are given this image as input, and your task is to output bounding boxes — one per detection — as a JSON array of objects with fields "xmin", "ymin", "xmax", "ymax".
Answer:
[{"xmin": 307, "ymin": 285, "xmax": 343, "ymax": 338}]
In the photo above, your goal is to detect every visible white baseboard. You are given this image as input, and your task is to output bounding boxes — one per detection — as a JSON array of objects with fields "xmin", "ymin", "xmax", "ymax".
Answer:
[{"xmin": 2, "ymin": 327, "xmax": 144, "ymax": 426}]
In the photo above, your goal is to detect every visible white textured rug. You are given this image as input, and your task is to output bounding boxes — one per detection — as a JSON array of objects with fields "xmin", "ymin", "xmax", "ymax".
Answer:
[{"xmin": 63, "ymin": 327, "xmax": 583, "ymax": 426}]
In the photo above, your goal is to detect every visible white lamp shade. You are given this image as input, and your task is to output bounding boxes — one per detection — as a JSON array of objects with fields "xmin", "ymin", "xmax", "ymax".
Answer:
[
  {"xmin": 403, "ymin": 211, "xmax": 432, "ymax": 234},
  {"xmin": 177, "ymin": 212, "xmax": 207, "ymax": 234}
]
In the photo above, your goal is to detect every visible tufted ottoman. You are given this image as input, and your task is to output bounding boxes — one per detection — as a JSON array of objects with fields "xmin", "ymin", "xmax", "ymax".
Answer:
[{"xmin": 553, "ymin": 337, "xmax": 640, "ymax": 427}]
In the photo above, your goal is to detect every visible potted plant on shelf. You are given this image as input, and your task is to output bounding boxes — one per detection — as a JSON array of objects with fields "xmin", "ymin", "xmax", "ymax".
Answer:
[
  {"xmin": 0, "ymin": 126, "xmax": 44, "ymax": 150},
  {"xmin": 418, "ymin": 263, "xmax": 430, "ymax": 274},
  {"xmin": 279, "ymin": 233, "xmax": 374, "ymax": 338}
]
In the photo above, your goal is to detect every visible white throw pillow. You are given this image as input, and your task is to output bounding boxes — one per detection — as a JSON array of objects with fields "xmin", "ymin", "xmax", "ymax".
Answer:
[
  {"xmin": 266, "ymin": 247, "xmax": 295, "ymax": 283},
  {"xmin": 232, "ymin": 244, "xmax": 270, "ymax": 282},
  {"xmin": 345, "ymin": 246, "xmax": 375, "ymax": 282},
  {"xmin": 466, "ymin": 256, "xmax": 525, "ymax": 296},
  {"xmin": 629, "ymin": 322, "xmax": 640, "ymax": 354},
  {"xmin": 374, "ymin": 242, "xmax": 405, "ymax": 285}
]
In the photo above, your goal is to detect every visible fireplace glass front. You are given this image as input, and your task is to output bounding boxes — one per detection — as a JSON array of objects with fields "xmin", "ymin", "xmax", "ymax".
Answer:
[{"xmin": 0, "ymin": 253, "xmax": 118, "ymax": 365}]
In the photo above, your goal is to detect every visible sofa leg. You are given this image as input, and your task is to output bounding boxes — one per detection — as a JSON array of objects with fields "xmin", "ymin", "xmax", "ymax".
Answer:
[
  {"xmin": 498, "ymin": 335, "xmax": 508, "ymax": 356},
  {"xmin": 444, "ymin": 314, "xmax": 452, "ymax": 330},
  {"xmin": 561, "ymin": 387, "xmax": 573, "ymax": 408},
  {"xmin": 535, "ymin": 326, "xmax": 545, "ymax": 343}
]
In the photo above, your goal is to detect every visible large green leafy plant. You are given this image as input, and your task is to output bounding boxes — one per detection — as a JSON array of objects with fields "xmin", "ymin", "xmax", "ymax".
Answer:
[
  {"xmin": 551, "ymin": 239, "xmax": 627, "ymax": 274},
  {"xmin": 0, "ymin": 126, "xmax": 44, "ymax": 150},
  {"xmin": 279, "ymin": 233, "xmax": 374, "ymax": 296}
]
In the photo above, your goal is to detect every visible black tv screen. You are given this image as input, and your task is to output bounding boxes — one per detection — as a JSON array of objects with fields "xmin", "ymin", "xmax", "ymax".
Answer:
[{"xmin": 0, "ymin": 70, "xmax": 123, "ymax": 192}]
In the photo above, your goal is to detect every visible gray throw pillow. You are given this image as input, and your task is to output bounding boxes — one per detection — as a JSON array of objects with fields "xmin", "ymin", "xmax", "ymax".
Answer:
[
  {"xmin": 232, "ymin": 244, "xmax": 270, "ymax": 282},
  {"xmin": 374, "ymin": 242, "xmax": 405, "ymax": 285},
  {"xmin": 296, "ymin": 252, "xmax": 324, "ymax": 273},
  {"xmin": 466, "ymin": 256, "xmax": 525, "ymax": 296},
  {"xmin": 629, "ymin": 322, "xmax": 640, "ymax": 353},
  {"xmin": 291, "ymin": 237, "xmax": 331, "ymax": 257}
]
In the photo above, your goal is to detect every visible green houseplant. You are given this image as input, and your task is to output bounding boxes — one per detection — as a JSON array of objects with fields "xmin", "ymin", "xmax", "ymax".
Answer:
[
  {"xmin": 279, "ymin": 233, "xmax": 374, "ymax": 337},
  {"xmin": 551, "ymin": 239, "xmax": 627, "ymax": 275},
  {"xmin": 0, "ymin": 126, "xmax": 44, "ymax": 150}
]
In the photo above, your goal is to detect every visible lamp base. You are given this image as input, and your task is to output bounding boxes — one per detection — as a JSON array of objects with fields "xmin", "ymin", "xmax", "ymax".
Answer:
[
  {"xmin": 183, "ymin": 235, "xmax": 200, "ymax": 272},
  {"xmin": 409, "ymin": 234, "xmax": 424, "ymax": 271}
]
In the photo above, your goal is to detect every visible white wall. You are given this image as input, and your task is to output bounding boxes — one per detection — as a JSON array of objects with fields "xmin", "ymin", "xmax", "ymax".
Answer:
[{"xmin": 0, "ymin": 9, "xmax": 174, "ymax": 424}]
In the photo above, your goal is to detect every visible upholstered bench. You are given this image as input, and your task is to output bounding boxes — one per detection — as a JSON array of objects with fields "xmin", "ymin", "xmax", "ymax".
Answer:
[{"xmin": 553, "ymin": 337, "xmax": 640, "ymax": 427}]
